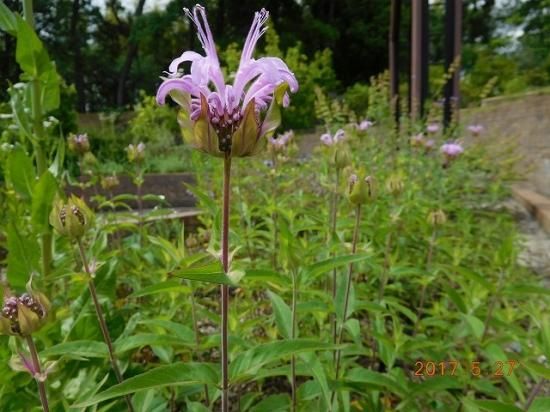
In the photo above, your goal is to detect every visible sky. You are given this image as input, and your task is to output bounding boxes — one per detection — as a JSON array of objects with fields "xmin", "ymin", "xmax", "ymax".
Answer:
[{"xmin": 91, "ymin": 0, "xmax": 173, "ymax": 13}]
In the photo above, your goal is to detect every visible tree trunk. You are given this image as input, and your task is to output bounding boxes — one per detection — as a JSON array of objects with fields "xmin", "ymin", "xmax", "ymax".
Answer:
[
  {"xmin": 71, "ymin": 0, "xmax": 86, "ymax": 112},
  {"xmin": 116, "ymin": 0, "xmax": 146, "ymax": 107}
]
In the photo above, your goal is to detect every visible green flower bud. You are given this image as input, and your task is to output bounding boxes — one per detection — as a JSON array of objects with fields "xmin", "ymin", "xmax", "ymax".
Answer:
[
  {"xmin": 349, "ymin": 174, "xmax": 376, "ymax": 205},
  {"xmin": 82, "ymin": 152, "xmax": 97, "ymax": 169},
  {"xmin": 332, "ymin": 146, "xmax": 352, "ymax": 170},
  {"xmin": 385, "ymin": 174, "xmax": 404, "ymax": 196},
  {"xmin": 49, "ymin": 196, "xmax": 94, "ymax": 239},
  {"xmin": 427, "ymin": 209, "xmax": 447, "ymax": 226},
  {"xmin": 127, "ymin": 143, "xmax": 146, "ymax": 163},
  {"xmin": 100, "ymin": 175, "xmax": 120, "ymax": 191}
]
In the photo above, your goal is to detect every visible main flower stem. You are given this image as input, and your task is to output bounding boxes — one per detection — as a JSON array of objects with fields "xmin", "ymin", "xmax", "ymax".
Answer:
[
  {"xmin": 77, "ymin": 240, "xmax": 134, "ymax": 412},
  {"xmin": 414, "ymin": 227, "xmax": 437, "ymax": 335},
  {"xmin": 331, "ymin": 204, "xmax": 362, "ymax": 406},
  {"xmin": 290, "ymin": 269, "xmax": 298, "ymax": 412},
  {"xmin": 221, "ymin": 154, "xmax": 232, "ymax": 412},
  {"xmin": 190, "ymin": 284, "xmax": 210, "ymax": 405},
  {"xmin": 26, "ymin": 335, "xmax": 50, "ymax": 412},
  {"xmin": 525, "ymin": 379, "xmax": 545, "ymax": 411},
  {"xmin": 330, "ymin": 168, "xmax": 340, "ymax": 349},
  {"xmin": 378, "ymin": 230, "xmax": 394, "ymax": 301}
]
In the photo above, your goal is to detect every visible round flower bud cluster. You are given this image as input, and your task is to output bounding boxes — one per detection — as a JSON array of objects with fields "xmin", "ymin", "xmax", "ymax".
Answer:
[
  {"xmin": 348, "ymin": 173, "xmax": 376, "ymax": 205},
  {"xmin": 332, "ymin": 147, "xmax": 352, "ymax": 169},
  {"xmin": 385, "ymin": 174, "xmax": 404, "ymax": 196},
  {"xmin": 427, "ymin": 209, "xmax": 447, "ymax": 226},
  {"xmin": 127, "ymin": 143, "xmax": 146, "ymax": 164},
  {"xmin": 67, "ymin": 133, "xmax": 90, "ymax": 155},
  {"xmin": 267, "ymin": 130, "xmax": 293, "ymax": 151},
  {"xmin": 468, "ymin": 124, "xmax": 484, "ymax": 136},
  {"xmin": 101, "ymin": 175, "xmax": 120, "ymax": 191},
  {"xmin": 50, "ymin": 196, "xmax": 95, "ymax": 239},
  {"xmin": 0, "ymin": 292, "xmax": 50, "ymax": 336},
  {"xmin": 426, "ymin": 123, "xmax": 440, "ymax": 134}
]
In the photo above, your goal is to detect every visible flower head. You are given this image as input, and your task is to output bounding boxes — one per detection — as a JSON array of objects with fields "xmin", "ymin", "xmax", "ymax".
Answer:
[
  {"xmin": 410, "ymin": 133, "xmax": 424, "ymax": 147},
  {"xmin": 357, "ymin": 119, "xmax": 374, "ymax": 131},
  {"xmin": 423, "ymin": 139, "xmax": 435, "ymax": 151},
  {"xmin": 1, "ymin": 289, "xmax": 50, "ymax": 337},
  {"xmin": 427, "ymin": 123, "xmax": 440, "ymax": 134},
  {"xmin": 440, "ymin": 141, "xmax": 464, "ymax": 159},
  {"xmin": 268, "ymin": 130, "xmax": 293, "ymax": 150},
  {"xmin": 467, "ymin": 124, "xmax": 484, "ymax": 136},
  {"xmin": 427, "ymin": 209, "xmax": 447, "ymax": 226},
  {"xmin": 67, "ymin": 133, "xmax": 90, "ymax": 155},
  {"xmin": 320, "ymin": 129, "xmax": 345, "ymax": 146},
  {"xmin": 49, "ymin": 196, "xmax": 95, "ymax": 239},
  {"xmin": 127, "ymin": 143, "xmax": 145, "ymax": 164},
  {"xmin": 156, "ymin": 5, "xmax": 298, "ymax": 158},
  {"xmin": 101, "ymin": 175, "xmax": 120, "ymax": 191}
]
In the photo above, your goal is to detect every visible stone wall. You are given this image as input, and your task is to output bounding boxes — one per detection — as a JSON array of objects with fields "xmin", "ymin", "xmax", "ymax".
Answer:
[{"xmin": 462, "ymin": 89, "xmax": 550, "ymax": 194}]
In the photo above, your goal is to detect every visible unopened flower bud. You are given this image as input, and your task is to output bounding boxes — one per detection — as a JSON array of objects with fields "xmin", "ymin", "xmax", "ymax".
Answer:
[
  {"xmin": 101, "ymin": 175, "xmax": 120, "ymax": 191},
  {"xmin": 49, "ymin": 196, "xmax": 94, "ymax": 239},
  {"xmin": 82, "ymin": 152, "xmax": 97, "ymax": 171},
  {"xmin": 427, "ymin": 209, "xmax": 447, "ymax": 226},
  {"xmin": 332, "ymin": 147, "xmax": 352, "ymax": 169},
  {"xmin": 349, "ymin": 174, "xmax": 376, "ymax": 205},
  {"xmin": 127, "ymin": 143, "xmax": 146, "ymax": 163},
  {"xmin": 0, "ymin": 291, "xmax": 50, "ymax": 336},
  {"xmin": 385, "ymin": 175, "xmax": 404, "ymax": 196},
  {"xmin": 67, "ymin": 133, "xmax": 90, "ymax": 155}
]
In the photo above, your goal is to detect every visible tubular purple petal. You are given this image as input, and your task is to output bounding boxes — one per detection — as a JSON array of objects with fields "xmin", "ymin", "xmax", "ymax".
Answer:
[{"xmin": 157, "ymin": 4, "xmax": 297, "ymax": 157}]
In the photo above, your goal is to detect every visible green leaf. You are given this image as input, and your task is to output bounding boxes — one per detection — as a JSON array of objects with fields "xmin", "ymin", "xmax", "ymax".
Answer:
[
  {"xmin": 15, "ymin": 15, "xmax": 51, "ymax": 77},
  {"xmin": 345, "ymin": 367, "xmax": 406, "ymax": 397},
  {"xmin": 472, "ymin": 400, "xmax": 523, "ymax": 412},
  {"xmin": 244, "ymin": 268, "xmax": 288, "ymax": 287},
  {"xmin": 0, "ymin": 1, "xmax": 17, "ymax": 36},
  {"xmin": 301, "ymin": 352, "xmax": 330, "ymax": 408},
  {"xmin": 501, "ymin": 285, "xmax": 550, "ymax": 296},
  {"xmin": 48, "ymin": 137, "xmax": 65, "ymax": 178},
  {"xmin": 524, "ymin": 361, "xmax": 550, "ymax": 380},
  {"xmin": 7, "ymin": 147, "xmax": 35, "ymax": 198},
  {"xmin": 446, "ymin": 288, "xmax": 467, "ymax": 313},
  {"xmin": 463, "ymin": 314, "xmax": 485, "ymax": 340},
  {"xmin": 529, "ymin": 397, "xmax": 550, "ymax": 412},
  {"xmin": 249, "ymin": 394, "xmax": 291, "ymax": 412},
  {"xmin": 114, "ymin": 334, "xmax": 193, "ymax": 354},
  {"xmin": 73, "ymin": 363, "xmax": 218, "ymax": 408},
  {"xmin": 412, "ymin": 376, "xmax": 463, "ymax": 393},
  {"xmin": 31, "ymin": 171, "xmax": 57, "ymax": 234},
  {"xmin": 267, "ymin": 290, "xmax": 292, "ymax": 339},
  {"xmin": 335, "ymin": 274, "xmax": 355, "ymax": 323},
  {"xmin": 454, "ymin": 266, "xmax": 493, "ymax": 291},
  {"xmin": 483, "ymin": 343, "xmax": 525, "ymax": 402},
  {"xmin": 302, "ymin": 254, "xmax": 370, "ymax": 282},
  {"xmin": 40, "ymin": 66, "xmax": 61, "ymax": 112},
  {"xmin": 172, "ymin": 262, "xmax": 235, "ymax": 285},
  {"xmin": 230, "ymin": 339, "xmax": 340, "ymax": 382},
  {"xmin": 40, "ymin": 340, "xmax": 108, "ymax": 359},
  {"xmin": 129, "ymin": 280, "xmax": 190, "ymax": 298},
  {"xmin": 6, "ymin": 222, "xmax": 40, "ymax": 288}
]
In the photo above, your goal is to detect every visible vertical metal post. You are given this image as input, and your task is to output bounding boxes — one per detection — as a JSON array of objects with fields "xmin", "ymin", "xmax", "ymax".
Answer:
[
  {"xmin": 444, "ymin": 0, "xmax": 462, "ymax": 128},
  {"xmin": 411, "ymin": 0, "xmax": 422, "ymax": 121},
  {"xmin": 453, "ymin": 0, "xmax": 462, "ymax": 122},
  {"xmin": 421, "ymin": 0, "xmax": 429, "ymax": 118},
  {"xmin": 389, "ymin": 0, "xmax": 401, "ymax": 126}
]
